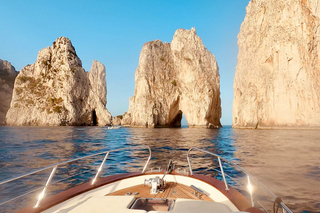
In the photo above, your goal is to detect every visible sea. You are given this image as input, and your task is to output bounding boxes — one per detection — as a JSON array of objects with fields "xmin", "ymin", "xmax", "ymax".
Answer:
[{"xmin": 0, "ymin": 126, "xmax": 319, "ymax": 212}]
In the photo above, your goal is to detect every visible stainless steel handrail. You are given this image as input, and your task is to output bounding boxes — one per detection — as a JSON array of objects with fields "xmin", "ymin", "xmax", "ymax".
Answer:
[
  {"xmin": 34, "ymin": 166, "xmax": 57, "ymax": 208},
  {"xmin": 0, "ymin": 145, "xmax": 152, "ymax": 209},
  {"xmin": 91, "ymin": 152, "xmax": 110, "ymax": 185},
  {"xmin": 187, "ymin": 147, "xmax": 293, "ymax": 213}
]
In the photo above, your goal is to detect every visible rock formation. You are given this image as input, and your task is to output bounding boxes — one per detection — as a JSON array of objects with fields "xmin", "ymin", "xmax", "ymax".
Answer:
[
  {"xmin": 6, "ymin": 37, "xmax": 112, "ymax": 126},
  {"xmin": 0, "ymin": 59, "xmax": 18, "ymax": 124},
  {"xmin": 122, "ymin": 28, "xmax": 221, "ymax": 128},
  {"xmin": 233, "ymin": 0, "xmax": 320, "ymax": 128},
  {"xmin": 112, "ymin": 115, "xmax": 123, "ymax": 126}
]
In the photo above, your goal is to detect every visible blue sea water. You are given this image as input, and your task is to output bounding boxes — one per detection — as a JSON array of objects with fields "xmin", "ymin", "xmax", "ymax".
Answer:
[{"xmin": 0, "ymin": 126, "xmax": 319, "ymax": 212}]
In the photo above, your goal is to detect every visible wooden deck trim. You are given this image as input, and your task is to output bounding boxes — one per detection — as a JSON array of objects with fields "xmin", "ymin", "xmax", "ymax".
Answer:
[
  {"xmin": 191, "ymin": 173, "xmax": 264, "ymax": 213},
  {"xmin": 15, "ymin": 172, "xmax": 142, "ymax": 213}
]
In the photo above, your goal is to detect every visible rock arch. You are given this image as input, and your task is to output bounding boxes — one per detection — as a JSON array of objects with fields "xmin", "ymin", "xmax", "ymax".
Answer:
[
  {"xmin": 122, "ymin": 28, "xmax": 221, "ymax": 128},
  {"xmin": 168, "ymin": 96, "xmax": 182, "ymax": 127},
  {"xmin": 169, "ymin": 110, "xmax": 183, "ymax": 127},
  {"xmin": 92, "ymin": 109, "xmax": 97, "ymax": 126}
]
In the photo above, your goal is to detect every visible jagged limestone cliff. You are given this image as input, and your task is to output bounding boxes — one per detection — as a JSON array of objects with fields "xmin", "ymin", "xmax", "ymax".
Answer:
[
  {"xmin": 6, "ymin": 37, "xmax": 111, "ymax": 126},
  {"xmin": 0, "ymin": 59, "xmax": 18, "ymax": 124},
  {"xmin": 233, "ymin": 0, "xmax": 320, "ymax": 128},
  {"xmin": 122, "ymin": 28, "xmax": 221, "ymax": 128}
]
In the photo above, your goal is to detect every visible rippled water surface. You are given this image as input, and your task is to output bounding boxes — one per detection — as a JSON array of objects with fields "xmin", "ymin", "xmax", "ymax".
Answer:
[{"xmin": 0, "ymin": 126, "xmax": 319, "ymax": 212}]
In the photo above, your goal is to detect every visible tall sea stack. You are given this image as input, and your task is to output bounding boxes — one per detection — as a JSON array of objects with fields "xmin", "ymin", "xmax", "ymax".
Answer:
[
  {"xmin": 6, "ymin": 37, "xmax": 112, "ymax": 126},
  {"xmin": 122, "ymin": 28, "xmax": 221, "ymax": 128},
  {"xmin": 0, "ymin": 59, "xmax": 18, "ymax": 124},
  {"xmin": 233, "ymin": 0, "xmax": 320, "ymax": 128}
]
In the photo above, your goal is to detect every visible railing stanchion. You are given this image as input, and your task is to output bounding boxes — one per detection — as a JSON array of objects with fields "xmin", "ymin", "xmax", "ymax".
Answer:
[
  {"xmin": 247, "ymin": 175, "xmax": 254, "ymax": 207},
  {"xmin": 218, "ymin": 157, "xmax": 229, "ymax": 191},
  {"xmin": 142, "ymin": 146, "xmax": 152, "ymax": 173},
  {"xmin": 0, "ymin": 145, "xmax": 152, "ymax": 210},
  {"xmin": 187, "ymin": 148, "xmax": 193, "ymax": 176},
  {"xmin": 34, "ymin": 165, "xmax": 57, "ymax": 208},
  {"xmin": 91, "ymin": 152, "xmax": 109, "ymax": 185}
]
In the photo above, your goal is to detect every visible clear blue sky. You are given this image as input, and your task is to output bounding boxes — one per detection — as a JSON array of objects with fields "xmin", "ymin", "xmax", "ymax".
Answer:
[{"xmin": 0, "ymin": 0, "xmax": 250, "ymax": 125}]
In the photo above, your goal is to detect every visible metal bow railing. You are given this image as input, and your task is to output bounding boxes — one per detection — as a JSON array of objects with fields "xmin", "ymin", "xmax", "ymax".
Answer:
[
  {"xmin": 0, "ymin": 145, "xmax": 151, "ymax": 209},
  {"xmin": 187, "ymin": 147, "xmax": 292, "ymax": 213}
]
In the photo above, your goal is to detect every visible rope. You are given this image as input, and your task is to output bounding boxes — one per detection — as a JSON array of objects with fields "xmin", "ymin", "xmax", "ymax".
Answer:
[{"xmin": 273, "ymin": 197, "xmax": 282, "ymax": 213}]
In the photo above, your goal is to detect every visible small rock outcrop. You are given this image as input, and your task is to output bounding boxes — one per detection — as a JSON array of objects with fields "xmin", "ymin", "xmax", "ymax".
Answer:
[
  {"xmin": 6, "ymin": 37, "xmax": 111, "ymax": 126},
  {"xmin": 233, "ymin": 0, "xmax": 320, "ymax": 128},
  {"xmin": 0, "ymin": 59, "xmax": 18, "ymax": 124},
  {"xmin": 112, "ymin": 115, "xmax": 123, "ymax": 126},
  {"xmin": 122, "ymin": 28, "xmax": 221, "ymax": 128}
]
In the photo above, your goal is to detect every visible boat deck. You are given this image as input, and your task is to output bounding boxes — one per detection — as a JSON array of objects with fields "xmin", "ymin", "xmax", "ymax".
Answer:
[{"xmin": 107, "ymin": 182, "xmax": 213, "ymax": 201}]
